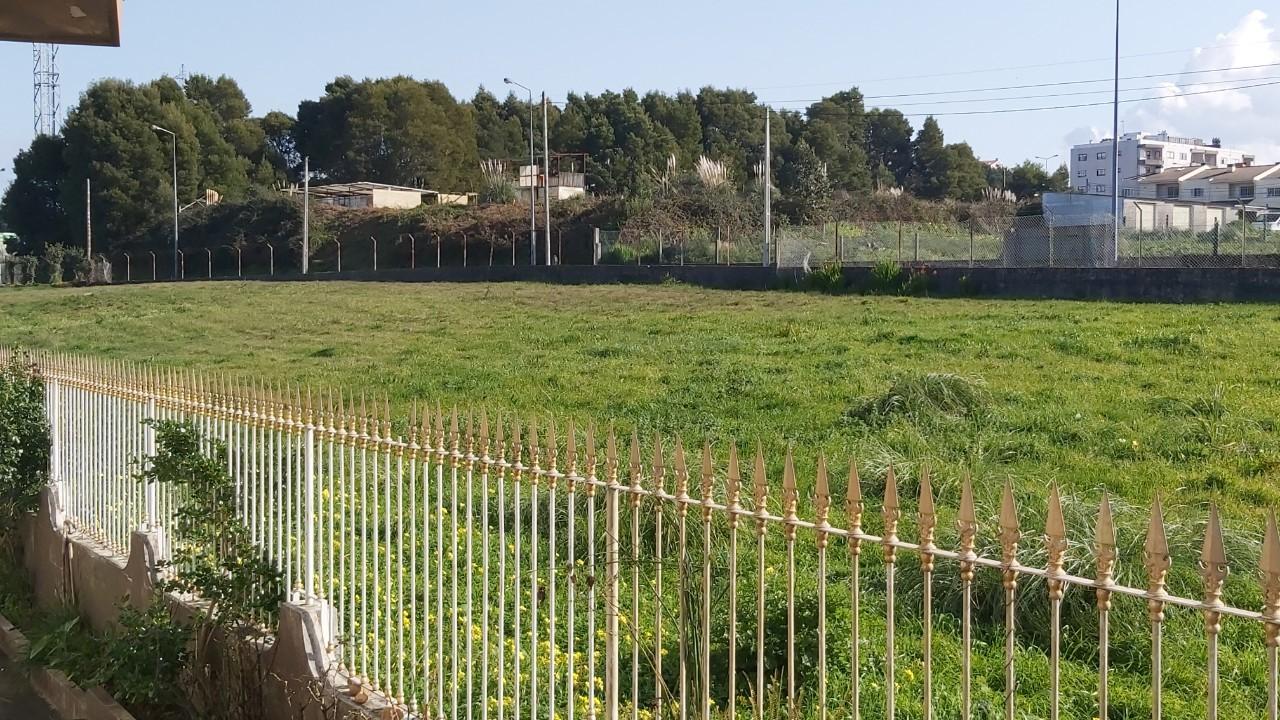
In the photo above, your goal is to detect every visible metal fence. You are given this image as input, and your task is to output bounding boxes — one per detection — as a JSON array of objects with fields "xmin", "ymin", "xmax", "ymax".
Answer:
[{"xmin": 18, "ymin": 349, "xmax": 1280, "ymax": 720}]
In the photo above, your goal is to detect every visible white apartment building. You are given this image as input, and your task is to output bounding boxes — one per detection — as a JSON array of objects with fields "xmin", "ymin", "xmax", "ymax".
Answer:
[
  {"xmin": 1069, "ymin": 131, "xmax": 1255, "ymax": 197},
  {"xmin": 1138, "ymin": 163, "xmax": 1280, "ymax": 206}
]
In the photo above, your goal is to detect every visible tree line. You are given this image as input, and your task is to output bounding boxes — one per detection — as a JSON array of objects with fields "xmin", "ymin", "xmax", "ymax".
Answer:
[{"xmin": 0, "ymin": 73, "xmax": 1068, "ymax": 257}]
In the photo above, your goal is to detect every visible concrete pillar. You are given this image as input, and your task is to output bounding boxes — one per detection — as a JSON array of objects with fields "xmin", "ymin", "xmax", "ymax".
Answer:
[{"xmin": 124, "ymin": 528, "xmax": 166, "ymax": 610}]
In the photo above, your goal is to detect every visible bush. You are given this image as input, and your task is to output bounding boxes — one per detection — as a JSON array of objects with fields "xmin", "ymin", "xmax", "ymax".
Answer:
[
  {"xmin": 847, "ymin": 372, "xmax": 990, "ymax": 426},
  {"xmin": 599, "ymin": 244, "xmax": 641, "ymax": 265},
  {"xmin": 804, "ymin": 261, "xmax": 846, "ymax": 294},
  {"xmin": 865, "ymin": 260, "xmax": 904, "ymax": 295},
  {"xmin": 40, "ymin": 244, "xmax": 66, "ymax": 284},
  {"xmin": 902, "ymin": 265, "xmax": 934, "ymax": 296},
  {"xmin": 0, "ymin": 352, "xmax": 49, "ymax": 549}
]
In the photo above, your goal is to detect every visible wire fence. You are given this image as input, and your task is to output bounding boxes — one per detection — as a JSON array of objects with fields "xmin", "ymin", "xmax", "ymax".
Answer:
[{"xmin": 19, "ymin": 349, "xmax": 1280, "ymax": 720}]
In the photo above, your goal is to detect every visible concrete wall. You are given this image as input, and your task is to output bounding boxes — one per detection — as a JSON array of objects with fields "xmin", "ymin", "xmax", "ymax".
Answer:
[
  {"xmin": 234, "ymin": 263, "xmax": 1280, "ymax": 302},
  {"xmin": 16, "ymin": 485, "xmax": 383, "ymax": 720}
]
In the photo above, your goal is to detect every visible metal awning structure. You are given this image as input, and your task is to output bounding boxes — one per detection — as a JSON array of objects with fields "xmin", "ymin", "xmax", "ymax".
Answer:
[
  {"xmin": 298, "ymin": 182, "xmax": 439, "ymax": 200},
  {"xmin": 1, "ymin": 0, "xmax": 122, "ymax": 46}
]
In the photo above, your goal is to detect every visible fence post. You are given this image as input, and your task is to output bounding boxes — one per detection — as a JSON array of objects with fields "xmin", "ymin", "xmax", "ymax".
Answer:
[
  {"xmin": 1049, "ymin": 222, "xmax": 1055, "ymax": 268},
  {"xmin": 489, "ymin": 237, "xmax": 495, "ymax": 267},
  {"xmin": 1243, "ymin": 222, "xmax": 1248, "ymax": 268},
  {"xmin": 604, "ymin": 432, "xmax": 620, "ymax": 720},
  {"xmin": 913, "ymin": 230, "xmax": 919, "ymax": 264},
  {"xmin": 1213, "ymin": 219, "xmax": 1220, "ymax": 257},
  {"xmin": 558, "ymin": 230, "xmax": 563, "ymax": 265},
  {"xmin": 410, "ymin": 234, "xmax": 417, "ymax": 270},
  {"xmin": 594, "ymin": 228, "xmax": 601, "ymax": 266},
  {"xmin": 969, "ymin": 222, "xmax": 975, "ymax": 268},
  {"xmin": 898, "ymin": 222, "xmax": 903, "ymax": 263},
  {"xmin": 370, "ymin": 236, "xmax": 378, "ymax": 272},
  {"xmin": 512, "ymin": 233, "xmax": 517, "ymax": 266},
  {"xmin": 436, "ymin": 234, "xmax": 442, "ymax": 268},
  {"xmin": 48, "ymin": 377, "xmax": 61, "ymax": 489},
  {"xmin": 462, "ymin": 233, "xmax": 468, "ymax": 267}
]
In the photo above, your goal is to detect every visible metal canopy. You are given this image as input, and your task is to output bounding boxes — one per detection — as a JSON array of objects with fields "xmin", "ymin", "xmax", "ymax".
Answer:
[{"xmin": 0, "ymin": 0, "xmax": 122, "ymax": 47}]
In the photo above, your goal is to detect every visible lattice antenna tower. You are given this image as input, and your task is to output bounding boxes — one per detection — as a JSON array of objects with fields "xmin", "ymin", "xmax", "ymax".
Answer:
[{"xmin": 33, "ymin": 43, "xmax": 60, "ymax": 136}]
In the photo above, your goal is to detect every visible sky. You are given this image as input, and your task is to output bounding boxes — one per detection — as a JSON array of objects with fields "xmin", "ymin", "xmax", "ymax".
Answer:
[{"xmin": 1, "ymin": 0, "xmax": 1278, "ymax": 190}]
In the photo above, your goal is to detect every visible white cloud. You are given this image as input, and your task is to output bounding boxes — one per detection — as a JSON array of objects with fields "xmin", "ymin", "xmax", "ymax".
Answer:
[{"xmin": 1126, "ymin": 10, "xmax": 1280, "ymax": 162}]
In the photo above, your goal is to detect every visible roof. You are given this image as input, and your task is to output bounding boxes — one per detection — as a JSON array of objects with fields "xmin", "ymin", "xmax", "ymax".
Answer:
[
  {"xmin": 1137, "ymin": 166, "xmax": 1227, "ymax": 184},
  {"xmin": 1207, "ymin": 163, "xmax": 1280, "ymax": 184},
  {"xmin": 303, "ymin": 182, "xmax": 440, "ymax": 199},
  {"xmin": 1, "ymin": 0, "xmax": 122, "ymax": 46}
]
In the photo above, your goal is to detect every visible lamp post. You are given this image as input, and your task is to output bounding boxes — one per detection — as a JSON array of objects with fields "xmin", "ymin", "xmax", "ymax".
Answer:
[
  {"xmin": 504, "ymin": 78, "xmax": 538, "ymax": 266},
  {"xmin": 1110, "ymin": 0, "xmax": 1122, "ymax": 263},
  {"xmin": 150, "ymin": 124, "xmax": 179, "ymax": 280},
  {"xmin": 1036, "ymin": 154, "xmax": 1059, "ymax": 175}
]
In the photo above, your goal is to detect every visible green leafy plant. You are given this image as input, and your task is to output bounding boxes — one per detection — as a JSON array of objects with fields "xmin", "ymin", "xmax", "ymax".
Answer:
[
  {"xmin": 107, "ymin": 603, "xmax": 191, "ymax": 715},
  {"xmin": 804, "ymin": 261, "xmax": 846, "ymax": 294},
  {"xmin": 40, "ymin": 244, "xmax": 67, "ymax": 285},
  {"xmin": 0, "ymin": 351, "xmax": 49, "ymax": 555},
  {"xmin": 865, "ymin": 259, "xmax": 904, "ymax": 295},
  {"xmin": 902, "ymin": 265, "xmax": 934, "ymax": 296}
]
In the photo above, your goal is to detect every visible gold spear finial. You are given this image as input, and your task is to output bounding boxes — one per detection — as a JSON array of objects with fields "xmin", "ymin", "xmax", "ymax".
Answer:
[
  {"xmin": 545, "ymin": 417, "xmax": 559, "ymax": 477},
  {"xmin": 584, "ymin": 422, "xmax": 598, "ymax": 494},
  {"xmin": 565, "ymin": 418, "xmax": 578, "ymax": 481},
  {"xmin": 726, "ymin": 444, "xmax": 743, "ymax": 530},
  {"xmin": 651, "ymin": 435, "xmax": 666, "ymax": 496},
  {"xmin": 479, "ymin": 408, "xmax": 491, "ymax": 461},
  {"xmin": 846, "ymin": 459, "xmax": 864, "ymax": 538},
  {"xmin": 494, "ymin": 412, "xmax": 506, "ymax": 463},
  {"xmin": 782, "ymin": 447, "xmax": 799, "ymax": 541},
  {"xmin": 1095, "ymin": 491, "xmax": 1118, "ymax": 610},
  {"xmin": 751, "ymin": 443, "xmax": 768, "ymax": 530},
  {"xmin": 999, "ymin": 479, "xmax": 1020, "ymax": 591},
  {"xmin": 918, "ymin": 466, "xmax": 936, "ymax": 572},
  {"xmin": 628, "ymin": 430, "xmax": 642, "ymax": 507},
  {"xmin": 1200, "ymin": 503, "xmax": 1228, "ymax": 629},
  {"xmin": 1046, "ymin": 484, "xmax": 1068, "ymax": 601},
  {"xmin": 1145, "ymin": 494, "xmax": 1172, "ymax": 622},
  {"xmin": 605, "ymin": 426, "xmax": 619, "ymax": 488},
  {"xmin": 527, "ymin": 417, "xmax": 541, "ymax": 485},
  {"xmin": 957, "ymin": 472, "xmax": 978, "ymax": 583},
  {"xmin": 700, "ymin": 441, "xmax": 715, "ymax": 520},
  {"xmin": 673, "ymin": 437, "xmax": 689, "ymax": 507},
  {"xmin": 1261, "ymin": 511, "xmax": 1280, "ymax": 649},
  {"xmin": 882, "ymin": 465, "xmax": 901, "ymax": 563},
  {"xmin": 814, "ymin": 454, "xmax": 831, "ymax": 550},
  {"xmin": 448, "ymin": 406, "xmax": 460, "ymax": 462}
]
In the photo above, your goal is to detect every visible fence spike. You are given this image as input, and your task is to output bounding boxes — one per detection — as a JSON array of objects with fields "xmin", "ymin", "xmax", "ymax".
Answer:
[
  {"xmin": 999, "ymin": 480, "xmax": 1020, "ymax": 567},
  {"xmin": 1145, "ymin": 494, "xmax": 1171, "ymax": 604},
  {"xmin": 511, "ymin": 416, "xmax": 523, "ymax": 465},
  {"xmin": 652, "ymin": 435, "xmax": 666, "ymax": 494},
  {"xmin": 545, "ymin": 416, "xmax": 559, "ymax": 474},
  {"xmin": 1046, "ymin": 485, "xmax": 1068, "ymax": 579},
  {"xmin": 814, "ymin": 454, "xmax": 831, "ymax": 535},
  {"xmin": 585, "ymin": 422, "xmax": 598, "ymax": 480},
  {"xmin": 628, "ymin": 430, "xmax": 642, "ymax": 506},
  {"xmin": 882, "ymin": 465, "xmax": 901, "ymax": 543},
  {"xmin": 1201, "ymin": 504, "xmax": 1228, "ymax": 610},
  {"xmin": 449, "ymin": 406, "xmax": 460, "ymax": 456},
  {"xmin": 782, "ymin": 448, "xmax": 799, "ymax": 540},
  {"xmin": 604, "ymin": 426, "xmax": 618, "ymax": 481},
  {"xmin": 726, "ymin": 444, "xmax": 742, "ymax": 528},
  {"xmin": 673, "ymin": 437, "xmax": 689, "ymax": 503},
  {"xmin": 565, "ymin": 418, "xmax": 577, "ymax": 477},
  {"xmin": 1261, "ymin": 511, "xmax": 1280, "ymax": 649},
  {"xmin": 527, "ymin": 417, "xmax": 540, "ymax": 481},
  {"xmin": 700, "ymin": 441, "xmax": 715, "ymax": 509},
  {"xmin": 958, "ymin": 472, "xmax": 977, "ymax": 562},
  {"xmin": 918, "ymin": 466, "xmax": 936, "ymax": 553},
  {"xmin": 846, "ymin": 459, "xmax": 864, "ymax": 534},
  {"xmin": 479, "ymin": 408, "xmax": 491, "ymax": 458},
  {"xmin": 751, "ymin": 444, "xmax": 768, "ymax": 519},
  {"xmin": 494, "ymin": 412, "xmax": 507, "ymax": 461}
]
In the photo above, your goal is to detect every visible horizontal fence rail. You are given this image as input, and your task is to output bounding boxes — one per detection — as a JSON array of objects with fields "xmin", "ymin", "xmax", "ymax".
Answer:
[{"xmin": 9, "ymin": 348, "xmax": 1280, "ymax": 720}]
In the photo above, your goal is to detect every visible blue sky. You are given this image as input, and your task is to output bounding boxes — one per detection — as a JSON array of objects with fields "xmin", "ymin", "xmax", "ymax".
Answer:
[{"xmin": 2, "ymin": 0, "xmax": 1277, "ymax": 190}]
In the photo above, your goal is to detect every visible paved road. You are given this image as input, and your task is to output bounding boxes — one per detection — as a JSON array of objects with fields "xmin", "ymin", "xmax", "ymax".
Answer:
[{"xmin": 0, "ymin": 650, "xmax": 57, "ymax": 719}]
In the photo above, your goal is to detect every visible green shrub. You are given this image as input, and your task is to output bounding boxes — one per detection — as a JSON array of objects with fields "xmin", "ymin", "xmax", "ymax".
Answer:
[
  {"xmin": 0, "ymin": 352, "xmax": 49, "ymax": 550},
  {"xmin": 40, "ymin": 244, "xmax": 66, "ymax": 285},
  {"xmin": 847, "ymin": 372, "xmax": 990, "ymax": 426},
  {"xmin": 865, "ymin": 260, "xmax": 904, "ymax": 295},
  {"xmin": 804, "ymin": 261, "xmax": 846, "ymax": 294},
  {"xmin": 902, "ymin": 265, "xmax": 934, "ymax": 296},
  {"xmin": 599, "ymin": 244, "xmax": 641, "ymax": 265}
]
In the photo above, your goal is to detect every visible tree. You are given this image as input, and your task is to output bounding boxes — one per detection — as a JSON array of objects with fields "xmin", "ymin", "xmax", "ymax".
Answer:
[
  {"xmin": 866, "ymin": 109, "xmax": 914, "ymax": 188},
  {"xmin": 0, "ymin": 134, "xmax": 71, "ymax": 255},
  {"xmin": 801, "ymin": 89, "xmax": 871, "ymax": 194},
  {"xmin": 471, "ymin": 88, "xmax": 526, "ymax": 161},
  {"xmin": 294, "ymin": 76, "xmax": 481, "ymax": 190},
  {"xmin": 696, "ymin": 88, "xmax": 765, "ymax": 181},
  {"xmin": 909, "ymin": 117, "xmax": 949, "ymax": 199},
  {"xmin": 943, "ymin": 143, "xmax": 988, "ymax": 201},
  {"xmin": 642, "ymin": 91, "xmax": 702, "ymax": 169},
  {"xmin": 776, "ymin": 139, "xmax": 833, "ymax": 224}
]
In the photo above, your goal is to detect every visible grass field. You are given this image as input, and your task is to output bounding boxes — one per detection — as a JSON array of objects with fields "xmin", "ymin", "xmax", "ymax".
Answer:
[{"xmin": 4, "ymin": 280, "xmax": 1280, "ymax": 717}]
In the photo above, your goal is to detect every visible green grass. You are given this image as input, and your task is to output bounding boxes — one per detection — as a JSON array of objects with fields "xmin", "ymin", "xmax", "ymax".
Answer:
[{"xmin": 4, "ymin": 280, "xmax": 1280, "ymax": 718}]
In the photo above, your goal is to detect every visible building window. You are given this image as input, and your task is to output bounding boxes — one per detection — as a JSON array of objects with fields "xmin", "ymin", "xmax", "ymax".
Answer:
[
  {"xmin": 1122, "ymin": 188, "xmax": 1136, "ymax": 197},
  {"xmin": 1077, "ymin": 170, "xmax": 1086, "ymax": 177},
  {"xmin": 1077, "ymin": 185, "xmax": 1088, "ymax": 193},
  {"xmin": 1077, "ymin": 153, "xmax": 1088, "ymax": 161},
  {"xmin": 1238, "ymin": 185, "xmax": 1255, "ymax": 199},
  {"xmin": 1164, "ymin": 187, "xmax": 1179, "ymax": 199},
  {"xmin": 1192, "ymin": 188, "xmax": 1204, "ymax": 198},
  {"xmin": 1097, "ymin": 169, "xmax": 1106, "ymax": 176},
  {"xmin": 1268, "ymin": 188, "xmax": 1280, "ymax": 198},
  {"xmin": 1097, "ymin": 152, "xmax": 1107, "ymax": 160},
  {"xmin": 1097, "ymin": 185, "xmax": 1107, "ymax": 194}
]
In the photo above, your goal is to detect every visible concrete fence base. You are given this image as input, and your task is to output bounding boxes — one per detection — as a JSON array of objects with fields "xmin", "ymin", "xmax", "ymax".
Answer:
[{"xmin": 15, "ymin": 486, "xmax": 381, "ymax": 720}]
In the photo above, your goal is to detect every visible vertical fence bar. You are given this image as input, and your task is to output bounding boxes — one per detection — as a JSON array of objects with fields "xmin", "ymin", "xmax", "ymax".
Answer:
[
  {"xmin": 449, "ymin": 410, "xmax": 461, "ymax": 720},
  {"xmin": 512, "ymin": 420, "xmax": 524, "ymax": 720},
  {"xmin": 1096, "ymin": 493, "xmax": 1117, "ymax": 720},
  {"xmin": 566, "ymin": 423, "xmax": 579, "ymax": 720},
  {"xmin": 585, "ymin": 426, "xmax": 600, "ymax": 720},
  {"xmin": 752, "ymin": 447, "xmax": 767, "ymax": 720},
  {"xmin": 999, "ymin": 482, "xmax": 1020, "ymax": 720},
  {"xmin": 652, "ymin": 437, "xmax": 665, "ymax": 719},
  {"xmin": 881, "ymin": 467, "xmax": 900, "ymax": 720},
  {"xmin": 547, "ymin": 423, "xmax": 560, "ymax": 720},
  {"xmin": 528, "ymin": 421, "xmax": 540, "ymax": 720},
  {"xmin": 846, "ymin": 462, "xmax": 863, "ymax": 720},
  {"xmin": 675, "ymin": 440, "xmax": 690, "ymax": 720},
  {"xmin": 1201, "ymin": 504, "xmax": 1227, "ymax": 720},
  {"xmin": 480, "ymin": 413, "xmax": 492, "ymax": 720},
  {"xmin": 409, "ymin": 406, "xmax": 421, "ymax": 714},
  {"xmin": 464, "ymin": 413, "xmax": 476, "ymax": 720},
  {"xmin": 957, "ymin": 475, "xmax": 977, "ymax": 720},
  {"xmin": 304, "ymin": 395, "xmax": 316, "ymax": 600},
  {"xmin": 782, "ymin": 450, "xmax": 798, "ymax": 720},
  {"xmin": 1262, "ymin": 511, "xmax": 1280, "ymax": 720},
  {"xmin": 814, "ymin": 457, "xmax": 832, "ymax": 720},
  {"xmin": 1146, "ymin": 496, "xmax": 1170, "ymax": 720},
  {"xmin": 496, "ymin": 417, "xmax": 509, "ymax": 720},
  {"xmin": 605, "ymin": 430, "xmax": 621, "ymax": 720},
  {"xmin": 725, "ymin": 447, "xmax": 742, "ymax": 720},
  {"xmin": 698, "ymin": 443, "xmax": 714, "ymax": 720},
  {"xmin": 629, "ymin": 434, "xmax": 642, "ymax": 720},
  {"xmin": 1045, "ymin": 487, "xmax": 1067, "ymax": 720},
  {"xmin": 918, "ymin": 469, "xmax": 936, "ymax": 720}
]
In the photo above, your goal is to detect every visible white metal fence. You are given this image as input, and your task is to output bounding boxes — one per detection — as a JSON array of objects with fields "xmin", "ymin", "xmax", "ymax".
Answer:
[{"xmin": 19, "ymin": 349, "xmax": 1280, "ymax": 720}]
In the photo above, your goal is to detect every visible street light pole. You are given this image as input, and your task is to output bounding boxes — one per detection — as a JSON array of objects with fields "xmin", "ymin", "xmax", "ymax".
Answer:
[
  {"xmin": 151, "ymin": 124, "xmax": 179, "ymax": 279},
  {"xmin": 543, "ymin": 93, "xmax": 552, "ymax": 266},
  {"xmin": 1036, "ymin": 154, "xmax": 1059, "ymax": 175},
  {"xmin": 505, "ymin": 78, "xmax": 538, "ymax": 266},
  {"xmin": 1111, "ymin": 0, "xmax": 1122, "ymax": 263},
  {"xmin": 763, "ymin": 106, "xmax": 772, "ymax": 267}
]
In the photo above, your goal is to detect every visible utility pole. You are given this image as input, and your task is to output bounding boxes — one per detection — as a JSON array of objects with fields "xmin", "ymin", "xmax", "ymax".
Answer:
[
  {"xmin": 763, "ymin": 107, "xmax": 772, "ymax": 267},
  {"xmin": 85, "ymin": 177, "xmax": 92, "ymax": 259},
  {"xmin": 302, "ymin": 156, "xmax": 310, "ymax": 275},
  {"xmin": 1110, "ymin": 0, "xmax": 1122, "ymax": 263},
  {"xmin": 543, "ymin": 93, "xmax": 552, "ymax": 266}
]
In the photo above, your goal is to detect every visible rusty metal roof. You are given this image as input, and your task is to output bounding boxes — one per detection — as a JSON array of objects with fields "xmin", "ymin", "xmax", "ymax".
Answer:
[{"xmin": 0, "ymin": 0, "xmax": 122, "ymax": 46}]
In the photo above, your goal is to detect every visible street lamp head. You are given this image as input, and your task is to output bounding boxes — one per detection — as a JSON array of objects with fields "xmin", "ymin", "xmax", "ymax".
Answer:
[
  {"xmin": 150, "ymin": 124, "xmax": 162, "ymax": 131},
  {"xmin": 503, "ymin": 78, "xmax": 512, "ymax": 85}
]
